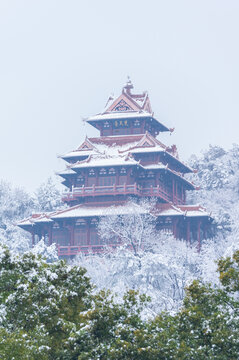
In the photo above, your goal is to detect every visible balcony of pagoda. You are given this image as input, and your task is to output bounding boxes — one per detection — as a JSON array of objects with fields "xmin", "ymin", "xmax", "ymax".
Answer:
[
  {"xmin": 62, "ymin": 183, "xmax": 184, "ymax": 205},
  {"xmin": 57, "ymin": 243, "xmax": 122, "ymax": 256}
]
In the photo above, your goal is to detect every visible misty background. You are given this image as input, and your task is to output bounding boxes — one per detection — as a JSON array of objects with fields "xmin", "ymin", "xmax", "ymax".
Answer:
[{"xmin": 0, "ymin": 0, "xmax": 238, "ymax": 192}]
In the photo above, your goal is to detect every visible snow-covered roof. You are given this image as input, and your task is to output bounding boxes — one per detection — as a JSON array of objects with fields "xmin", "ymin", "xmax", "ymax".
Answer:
[
  {"xmin": 140, "ymin": 164, "xmax": 167, "ymax": 170},
  {"xmin": 156, "ymin": 207, "xmax": 184, "ymax": 217},
  {"xmin": 33, "ymin": 215, "xmax": 54, "ymax": 223},
  {"xmin": 71, "ymin": 155, "xmax": 139, "ymax": 169},
  {"xmin": 155, "ymin": 204, "xmax": 211, "ymax": 218},
  {"xmin": 18, "ymin": 202, "xmax": 211, "ymax": 230},
  {"xmin": 52, "ymin": 203, "xmax": 148, "ymax": 219},
  {"xmin": 178, "ymin": 205, "xmax": 211, "ymax": 218},
  {"xmin": 89, "ymin": 134, "xmax": 144, "ymax": 145},
  {"xmin": 130, "ymin": 146, "xmax": 165, "ymax": 154},
  {"xmin": 18, "ymin": 213, "xmax": 55, "ymax": 227},
  {"xmin": 61, "ymin": 135, "xmax": 143, "ymax": 161},
  {"xmin": 57, "ymin": 168, "xmax": 77, "ymax": 176},
  {"xmin": 86, "ymin": 111, "xmax": 170, "ymax": 132},
  {"xmin": 61, "ymin": 150, "xmax": 93, "ymax": 160},
  {"xmin": 87, "ymin": 111, "xmax": 153, "ymax": 122},
  {"xmin": 18, "ymin": 218, "xmax": 34, "ymax": 226}
]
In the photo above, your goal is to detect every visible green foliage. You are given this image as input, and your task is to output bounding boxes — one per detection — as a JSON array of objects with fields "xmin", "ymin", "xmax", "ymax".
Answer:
[
  {"xmin": 0, "ymin": 246, "xmax": 92, "ymax": 359},
  {"xmin": 217, "ymin": 250, "xmax": 239, "ymax": 292},
  {"xmin": 0, "ymin": 245, "xmax": 238, "ymax": 359}
]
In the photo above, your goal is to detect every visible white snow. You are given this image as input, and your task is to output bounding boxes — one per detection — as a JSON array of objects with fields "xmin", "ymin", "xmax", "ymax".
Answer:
[{"xmin": 72, "ymin": 155, "xmax": 139, "ymax": 169}]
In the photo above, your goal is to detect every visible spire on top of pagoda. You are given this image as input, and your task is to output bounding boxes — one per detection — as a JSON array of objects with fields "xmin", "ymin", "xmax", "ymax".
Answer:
[
  {"xmin": 86, "ymin": 79, "xmax": 172, "ymax": 135},
  {"xmin": 122, "ymin": 76, "xmax": 134, "ymax": 95},
  {"xmin": 102, "ymin": 77, "xmax": 152, "ymax": 114}
]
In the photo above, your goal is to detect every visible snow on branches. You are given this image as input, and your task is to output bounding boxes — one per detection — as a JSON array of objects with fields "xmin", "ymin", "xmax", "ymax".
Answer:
[{"xmin": 98, "ymin": 199, "xmax": 157, "ymax": 256}]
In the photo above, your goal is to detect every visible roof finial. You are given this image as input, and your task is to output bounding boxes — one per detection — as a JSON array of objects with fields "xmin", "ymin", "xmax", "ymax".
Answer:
[{"xmin": 123, "ymin": 76, "xmax": 134, "ymax": 94}]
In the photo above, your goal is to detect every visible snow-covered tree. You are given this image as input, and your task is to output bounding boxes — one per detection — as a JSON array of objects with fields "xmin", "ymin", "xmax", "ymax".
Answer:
[
  {"xmin": 0, "ymin": 181, "xmax": 34, "ymax": 253},
  {"xmin": 31, "ymin": 239, "xmax": 58, "ymax": 262},
  {"xmin": 34, "ymin": 176, "xmax": 64, "ymax": 212},
  {"xmin": 75, "ymin": 232, "xmax": 200, "ymax": 313},
  {"xmin": 98, "ymin": 199, "xmax": 158, "ymax": 256},
  {"xmin": 188, "ymin": 144, "xmax": 239, "ymax": 234},
  {"xmin": 0, "ymin": 176, "xmax": 65, "ymax": 255}
]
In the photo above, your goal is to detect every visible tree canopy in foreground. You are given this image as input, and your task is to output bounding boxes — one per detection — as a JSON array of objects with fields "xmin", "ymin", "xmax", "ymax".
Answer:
[{"xmin": 0, "ymin": 245, "xmax": 238, "ymax": 359}]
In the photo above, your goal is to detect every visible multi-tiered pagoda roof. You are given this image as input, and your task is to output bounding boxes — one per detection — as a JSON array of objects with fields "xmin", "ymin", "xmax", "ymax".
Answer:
[{"xmin": 19, "ymin": 80, "xmax": 212, "ymax": 256}]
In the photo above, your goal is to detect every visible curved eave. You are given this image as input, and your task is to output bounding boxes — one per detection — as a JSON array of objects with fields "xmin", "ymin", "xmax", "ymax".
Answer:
[
  {"xmin": 18, "ymin": 223, "xmax": 34, "ymax": 230},
  {"xmin": 146, "ymin": 117, "xmax": 169, "ymax": 132},
  {"xmin": 57, "ymin": 172, "xmax": 77, "ymax": 179},
  {"xmin": 154, "ymin": 204, "xmax": 212, "ymax": 219},
  {"xmin": 156, "ymin": 212, "xmax": 211, "ymax": 219},
  {"xmin": 130, "ymin": 148, "xmax": 192, "ymax": 174},
  {"xmin": 61, "ymin": 155, "xmax": 90, "ymax": 162},
  {"xmin": 168, "ymin": 171, "xmax": 195, "ymax": 190},
  {"xmin": 139, "ymin": 164, "xmax": 195, "ymax": 190},
  {"xmin": 163, "ymin": 151, "xmax": 193, "ymax": 174}
]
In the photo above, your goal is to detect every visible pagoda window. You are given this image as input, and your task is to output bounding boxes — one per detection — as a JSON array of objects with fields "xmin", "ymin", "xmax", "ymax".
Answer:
[
  {"xmin": 74, "ymin": 219, "xmax": 87, "ymax": 245},
  {"xmin": 119, "ymin": 168, "xmax": 127, "ymax": 184},
  {"xmin": 90, "ymin": 218, "xmax": 98, "ymax": 226},
  {"xmin": 157, "ymin": 217, "xmax": 172, "ymax": 233},
  {"xmin": 165, "ymin": 217, "xmax": 172, "ymax": 224},
  {"xmin": 119, "ymin": 175, "xmax": 127, "ymax": 185},
  {"xmin": 103, "ymin": 121, "xmax": 110, "ymax": 128},
  {"xmin": 52, "ymin": 225, "xmax": 70, "ymax": 246},
  {"xmin": 76, "ymin": 175, "xmax": 85, "ymax": 186},
  {"xmin": 88, "ymin": 169, "xmax": 96, "ymax": 186},
  {"xmin": 99, "ymin": 175, "xmax": 116, "ymax": 186},
  {"xmin": 133, "ymin": 119, "xmax": 141, "ymax": 127},
  {"xmin": 147, "ymin": 171, "xmax": 155, "ymax": 178},
  {"xmin": 89, "ymin": 218, "xmax": 99, "ymax": 245},
  {"xmin": 98, "ymin": 168, "xmax": 116, "ymax": 186},
  {"xmin": 99, "ymin": 168, "xmax": 107, "ymax": 176},
  {"xmin": 89, "ymin": 169, "xmax": 96, "ymax": 176},
  {"xmin": 108, "ymin": 167, "xmax": 116, "ymax": 175}
]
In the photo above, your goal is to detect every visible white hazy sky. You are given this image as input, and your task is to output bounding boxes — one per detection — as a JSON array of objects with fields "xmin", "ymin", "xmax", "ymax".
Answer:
[{"xmin": 0, "ymin": 0, "xmax": 239, "ymax": 192}]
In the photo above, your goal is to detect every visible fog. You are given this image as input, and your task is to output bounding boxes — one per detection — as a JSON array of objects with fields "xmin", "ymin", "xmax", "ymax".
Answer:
[{"xmin": 0, "ymin": 0, "xmax": 238, "ymax": 191}]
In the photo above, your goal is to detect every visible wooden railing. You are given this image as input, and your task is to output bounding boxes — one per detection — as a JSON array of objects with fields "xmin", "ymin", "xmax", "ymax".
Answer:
[
  {"xmin": 62, "ymin": 183, "xmax": 184, "ymax": 205},
  {"xmin": 62, "ymin": 183, "xmax": 140, "ymax": 200},
  {"xmin": 58, "ymin": 244, "xmax": 121, "ymax": 256}
]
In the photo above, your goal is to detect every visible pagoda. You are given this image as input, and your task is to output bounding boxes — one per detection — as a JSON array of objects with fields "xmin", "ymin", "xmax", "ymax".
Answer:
[{"xmin": 19, "ymin": 80, "xmax": 212, "ymax": 257}]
